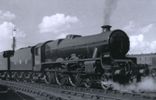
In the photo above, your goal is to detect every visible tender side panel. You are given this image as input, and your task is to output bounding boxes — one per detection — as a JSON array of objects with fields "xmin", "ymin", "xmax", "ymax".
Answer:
[
  {"xmin": 10, "ymin": 47, "xmax": 33, "ymax": 70},
  {"xmin": 0, "ymin": 52, "xmax": 7, "ymax": 70}
]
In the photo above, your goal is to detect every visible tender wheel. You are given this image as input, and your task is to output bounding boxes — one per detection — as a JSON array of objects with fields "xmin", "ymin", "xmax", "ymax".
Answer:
[
  {"xmin": 151, "ymin": 69, "xmax": 156, "ymax": 78},
  {"xmin": 30, "ymin": 73, "xmax": 37, "ymax": 83},
  {"xmin": 68, "ymin": 74, "xmax": 82, "ymax": 87},
  {"xmin": 17, "ymin": 72, "xmax": 24, "ymax": 81},
  {"xmin": 55, "ymin": 72, "xmax": 67, "ymax": 85},
  {"xmin": 1, "ymin": 72, "xmax": 7, "ymax": 80},
  {"xmin": 6, "ymin": 72, "xmax": 11, "ymax": 79},
  {"xmin": 17, "ymin": 72, "xmax": 23, "ymax": 81},
  {"xmin": 24, "ymin": 72, "xmax": 32, "ymax": 82},
  {"xmin": 11, "ymin": 72, "xmax": 18, "ymax": 81}
]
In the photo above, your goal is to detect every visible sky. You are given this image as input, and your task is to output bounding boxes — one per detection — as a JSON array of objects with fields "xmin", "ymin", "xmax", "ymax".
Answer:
[{"xmin": 0, "ymin": 0, "xmax": 156, "ymax": 54}]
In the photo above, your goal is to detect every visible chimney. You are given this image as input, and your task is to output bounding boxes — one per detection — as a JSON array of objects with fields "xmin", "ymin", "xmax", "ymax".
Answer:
[{"xmin": 101, "ymin": 25, "xmax": 112, "ymax": 32}]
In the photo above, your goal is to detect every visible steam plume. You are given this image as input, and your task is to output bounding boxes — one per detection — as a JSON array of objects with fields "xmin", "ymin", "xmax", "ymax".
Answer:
[
  {"xmin": 103, "ymin": 0, "xmax": 118, "ymax": 25},
  {"xmin": 110, "ymin": 77, "xmax": 156, "ymax": 92}
]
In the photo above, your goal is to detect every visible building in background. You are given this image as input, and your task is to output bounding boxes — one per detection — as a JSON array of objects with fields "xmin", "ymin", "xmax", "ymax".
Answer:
[{"xmin": 130, "ymin": 53, "xmax": 156, "ymax": 67}]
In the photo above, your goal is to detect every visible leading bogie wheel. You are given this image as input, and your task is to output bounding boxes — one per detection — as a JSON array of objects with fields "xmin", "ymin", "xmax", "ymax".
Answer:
[
  {"xmin": 100, "ymin": 75, "xmax": 112, "ymax": 90},
  {"xmin": 83, "ymin": 77, "xmax": 92, "ymax": 88}
]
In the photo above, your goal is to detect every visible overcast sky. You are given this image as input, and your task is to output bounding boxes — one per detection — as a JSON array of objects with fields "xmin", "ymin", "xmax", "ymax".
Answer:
[{"xmin": 0, "ymin": 0, "xmax": 156, "ymax": 54}]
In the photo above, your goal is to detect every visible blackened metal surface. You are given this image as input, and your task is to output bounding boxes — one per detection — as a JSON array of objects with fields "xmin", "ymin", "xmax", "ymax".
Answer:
[{"xmin": 109, "ymin": 30, "xmax": 129, "ymax": 58}]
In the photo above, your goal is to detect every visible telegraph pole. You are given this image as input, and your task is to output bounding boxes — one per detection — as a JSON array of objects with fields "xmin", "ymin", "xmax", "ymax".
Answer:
[
  {"xmin": 3, "ymin": 26, "xmax": 16, "ymax": 78},
  {"xmin": 7, "ymin": 26, "xmax": 16, "ymax": 73}
]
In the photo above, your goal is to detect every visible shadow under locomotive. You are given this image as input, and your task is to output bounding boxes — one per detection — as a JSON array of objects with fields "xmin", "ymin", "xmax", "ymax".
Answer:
[{"xmin": 0, "ymin": 25, "xmax": 149, "ymax": 89}]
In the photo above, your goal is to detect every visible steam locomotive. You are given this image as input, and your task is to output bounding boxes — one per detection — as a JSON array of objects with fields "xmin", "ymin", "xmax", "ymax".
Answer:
[{"xmin": 0, "ymin": 25, "xmax": 145, "ymax": 89}]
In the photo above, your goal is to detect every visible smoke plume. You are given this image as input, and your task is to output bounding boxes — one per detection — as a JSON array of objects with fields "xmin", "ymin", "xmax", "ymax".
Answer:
[
  {"xmin": 103, "ymin": 0, "xmax": 118, "ymax": 25},
  {"xmin": 109, "ymin": 77, "xmax": 156, "ymax": 92}
]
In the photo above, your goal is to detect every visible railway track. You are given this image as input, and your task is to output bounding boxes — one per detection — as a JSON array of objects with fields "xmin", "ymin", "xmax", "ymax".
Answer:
[{"xmin": 0, "ymin": 79, "xmax": 156, "ymax": 100}]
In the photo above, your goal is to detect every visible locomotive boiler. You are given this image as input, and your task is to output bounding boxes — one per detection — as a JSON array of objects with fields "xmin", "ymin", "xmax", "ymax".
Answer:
[{"xmin": 0, "ymin": 25, "xmax": 140, "ymax": 89}]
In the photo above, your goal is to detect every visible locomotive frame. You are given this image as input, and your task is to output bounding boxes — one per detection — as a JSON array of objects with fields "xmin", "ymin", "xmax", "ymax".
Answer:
[{"xmin": 0, "ymin": 25, "xmax": 145, "ymax": 89}]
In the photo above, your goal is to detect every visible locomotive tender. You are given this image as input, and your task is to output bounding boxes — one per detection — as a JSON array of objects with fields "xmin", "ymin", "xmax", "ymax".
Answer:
[{"xmin": 0, "ymin": 25, "xmax": 140, "ymax": 89}]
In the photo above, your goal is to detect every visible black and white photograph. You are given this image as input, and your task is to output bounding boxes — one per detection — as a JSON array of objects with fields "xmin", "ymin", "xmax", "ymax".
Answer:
[{"xmin": 0, "ymin": 0, "xmax": 156, "ymax": 100}]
